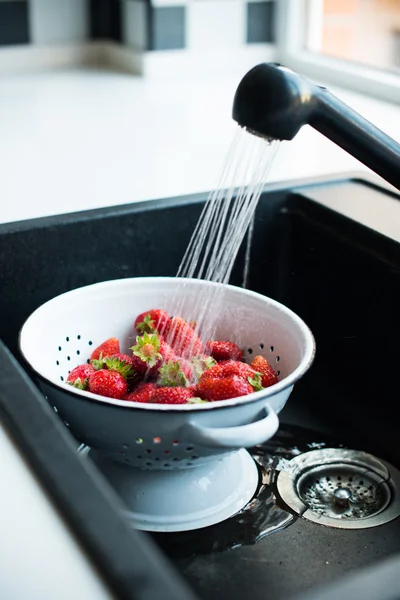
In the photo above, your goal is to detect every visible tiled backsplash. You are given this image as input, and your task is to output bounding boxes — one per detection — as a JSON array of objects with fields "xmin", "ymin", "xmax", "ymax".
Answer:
[{"xmin": 0, "ymin": 0, "xmax": 275, "ymax": 51}]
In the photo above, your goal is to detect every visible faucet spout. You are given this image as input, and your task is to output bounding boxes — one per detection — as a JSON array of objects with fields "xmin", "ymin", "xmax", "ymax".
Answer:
[{"xmin": 232, "ymin": 63, "xmax": 400, "ymax": 191}]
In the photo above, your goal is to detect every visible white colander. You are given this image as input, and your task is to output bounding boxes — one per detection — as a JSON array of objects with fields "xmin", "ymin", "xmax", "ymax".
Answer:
[{"xmin": 20, "ymin": 277, "xmax": 315, "ymax": 531}]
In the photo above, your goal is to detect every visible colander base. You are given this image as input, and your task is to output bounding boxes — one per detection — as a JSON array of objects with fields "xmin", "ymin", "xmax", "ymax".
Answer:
[{"xmin": 82, "ymin": 448, "xmax": 260, "ymax": 532}]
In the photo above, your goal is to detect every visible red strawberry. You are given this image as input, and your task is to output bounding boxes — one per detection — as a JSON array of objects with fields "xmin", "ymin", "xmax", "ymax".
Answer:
[
  {"xmin": 199, "ymin": 360, "xmax": 263, "ymax": 390},
  {"xmin": 125, "ymin": 383, "xmax": 157, "ymax": 403},
  {"xmin": 90, "ymin": 338, "xmax": 120, "ymax": 361},
  {"xmin": 135, "ymin": 309, "xmax": 171, "ymax": 336},
  {"xmin": 166, "ymin": 316, "xmax": 203, "ymax": 358},
  {"xmin": 206, "ymin": 340, "xmax": 244, "ymax": 362},
  {"xmin": 67, "ymin": 364, "xmax": 95, "ymax": 390},
  {"xmin": 159, "ymin": 339, "xmax": 178, "ymax": 363},
  {"xmin": 152, "ymin": 386, "xmax": 195, "ymax": 405},
  {"xmin": 251, "ymin": 355, "xmax": 279, "ymax": 388},
  {"xmin": 88, "ymin": 369, "xmax": 127, "ymax": 399},
  {"xmin": 196, "ymin": 375, "xmax": 253, "ymax": 401}
]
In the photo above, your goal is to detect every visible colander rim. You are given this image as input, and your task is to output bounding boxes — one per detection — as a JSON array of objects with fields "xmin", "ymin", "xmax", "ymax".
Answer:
[{"xmin": 19, "ymin": 277, "xmax": 316, "ymax": 412}]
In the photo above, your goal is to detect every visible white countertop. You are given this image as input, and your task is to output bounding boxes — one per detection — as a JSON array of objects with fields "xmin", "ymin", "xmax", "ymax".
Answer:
[{"xmin": 1, "ymin": 66, "xmax": 400, "ymax": 225}]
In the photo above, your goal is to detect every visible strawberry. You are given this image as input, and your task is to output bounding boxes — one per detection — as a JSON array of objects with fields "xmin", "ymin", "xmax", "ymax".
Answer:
[
  {"xmin": 251, "ymin": 355, "xmax": 279, "ymax": 388},
  {"xmin": 88, "ymin": 369, "xmax": 127, "ymax": 399},
  {"xmin": 166, "ymin": 316, "xmax": 203, "ymax": 358},
  {"xmin": 206, "ymin": 340, "xmax": 243, "ymax": 362},
  {"xmin": 199, "ymin": 360, "xmax": 263, "ymax": 391},
  {"xmin": 159, "ymin": 339, "xmax": 178, "ymax": 363},
  {"xmin": 196, "ymin": 375, "xmax": 253, "ymax": 401},
  {"xmin": 125, "ymin": 382, "xmax": 157, "ymax": 403},
  {"xmin": 152, "ymin": 386, "xmax": 195, "ymax": 405},
  {"xmin": 90, "ymin": 338, "xmax": 120, "ymax": 361},
  {"xmin": 135, "ymin": 309, "xmax": 171, "ymax": 336},
  {"xmin": 67, "ymin": 364, "xmax": 95, "ymax": 390},
  {"xmin": 157, "ymin": 360, "xmax": 189, "ymax": 387}
]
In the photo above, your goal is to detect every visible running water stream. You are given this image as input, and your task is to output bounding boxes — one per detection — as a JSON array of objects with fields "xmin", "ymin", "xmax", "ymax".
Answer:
[{"xmin": 168, "ymin": 126, "xmax": 279, "ymax": 351}]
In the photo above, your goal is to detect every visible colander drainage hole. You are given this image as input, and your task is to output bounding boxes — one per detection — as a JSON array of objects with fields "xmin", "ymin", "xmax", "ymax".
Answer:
[
  {"xmin": 186, "ymin": 446, "xmax": 194, "ymax": 452},
  {"xmin": 173, "ymin": 457, "xmax": 180, "ymax": 461},
  {"xmin": 173, "ymin": 440, "xmax": 179, "ymax": 446},
  {"xmin": 259, "ymin": 343, "xmax": 264, "ymax": 349},
  {"xmin": 270, "ymin": 346, "xmax": 274, "ymax": 352},
  {"xmin": 248, "ymin": 348, "xmax": 253, "ymax": 355},
  {"xmin": 153, "ymin": 437, "xmax": 161, "ymax": 444},
  {"xmin": 146, "ymin": 449, "xmax": 152, "ymax": 454},
  {"xmin": 77, "ymin": 335, "xmax": 81, "ymax": 340},
  {"xmin": 88, "ymin": 341, "xmax": 93, "ymax": 346},
  {"xmin": 123, "ymin": 444, "xmax": 130, "ymax": 450},
  {"xmin": 276, "ymin": 356, "xmax": 280, "ymax": 362},
  {"xmin": 60, "ymin": 376, "xmax": 64, "ymax": 381},
  {"xmin": 164, "ymin": 450, "xmax": 170, "ymax": 455},
  {"xmin": 66, "ymin": 337, "xmax": 70, "ymax": 342},
  {"xmin": 58, "ymin": 346, "xmax": 62, "ymax": 351},
  {"xmin": 136, "ymin": 438, "xmax": 143, "ymax": 444},
  {"xmin": 56, "ymin": 361, "xmax": 59, "ymax": 366},
  {"xmin": 77, "ymin": 350, "xmax": 80, "ymax": 355}
]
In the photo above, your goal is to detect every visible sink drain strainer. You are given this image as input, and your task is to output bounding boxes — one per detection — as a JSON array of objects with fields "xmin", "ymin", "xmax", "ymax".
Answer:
[{"xmin": 276, "ymin": 449, "xmax": 400, "ymax": 529}]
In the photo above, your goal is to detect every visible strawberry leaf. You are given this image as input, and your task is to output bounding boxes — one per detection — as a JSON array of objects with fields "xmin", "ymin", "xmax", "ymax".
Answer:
[
  {"xmin": 91, "ymin": 353, "xmax": 105, "ymax": 370},
  {"xmin": 67, "ymin": 377, "xmax": 88, "ymax": 390},
  {"xmin": 130, "ymin": 332, "xmax": 162, "ymax": 368},
  {"xmin": 158, "ymin": 361, "xmax": 188, "ymax": 387},
  {"xmin": 191, "ymin": 355, "xmax": 217, "ymax": 379},
  {"xmin": 248, "ymin": 372, "xmax": 263, "ymax": 392},
  {"xmin": 187, "ymin": 397, "xmax": 209, "ymax": 404},
  {"xmin": 137, "ymin": 313, "xmax": 156, "ymax": 334},
  {"xmin": 104, "ymin": 356, "xmax": 135, "ymax": 381}
]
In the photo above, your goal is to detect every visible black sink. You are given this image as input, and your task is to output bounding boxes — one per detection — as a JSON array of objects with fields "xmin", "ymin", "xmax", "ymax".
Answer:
[{"xmin": 0, "ymin": 174, "xmax": 399, "ymax": 600}]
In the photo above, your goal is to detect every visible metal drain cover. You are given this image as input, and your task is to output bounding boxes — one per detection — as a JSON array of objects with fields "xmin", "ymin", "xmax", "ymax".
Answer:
[{"xmin": 276, "ymin": 449, "xmax": 400, "ymax": 529}]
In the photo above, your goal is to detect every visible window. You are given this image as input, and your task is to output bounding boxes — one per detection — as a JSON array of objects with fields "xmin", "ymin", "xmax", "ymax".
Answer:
[{"xmin": 276, "ymin": 0, "xmax": 400, "ymax": 103}]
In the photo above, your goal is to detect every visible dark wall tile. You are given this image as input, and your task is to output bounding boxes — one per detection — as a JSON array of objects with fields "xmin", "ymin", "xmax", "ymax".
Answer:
[
  {"xmin": 149, "ymin": 5, "xmax": 185, "ymax": 51},
  {"xmin": 90, "ymin": 0, "xmax": 122, "ymax": 42},
  {"xmin": 247, "ymin": 1, "xmax": 275, "ymax": 44},
  {"xmin": 0, "ymin": 1, "xmax": 29, "ymax": 46}
]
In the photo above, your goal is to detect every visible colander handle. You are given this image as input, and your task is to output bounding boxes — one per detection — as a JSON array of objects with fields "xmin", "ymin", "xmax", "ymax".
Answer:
[{"xmin": 180, "ymin": 405, "xmax": 279, "ymax": 449}]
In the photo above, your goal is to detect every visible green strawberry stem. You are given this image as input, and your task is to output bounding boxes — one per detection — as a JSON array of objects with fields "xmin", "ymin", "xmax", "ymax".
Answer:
[
  {"xmin": 130, "ymin": 332, "xmax": 162, "ymax": 368},
  {"xmin": 248, "ymin": 372, "xmax": 263, "ymax": 392},
  {"xmin": 67, "ymin": 377, "xmax": 88, "ymax": 390},
  {"xmin": 104, "ymin": 357, "xmax": 135, "ymax": 380},
  {"xmin": 91, "ymin": 353, "xmax": 105, "ymax": 370},
  {"xmin": 187, "ymin": 397, "xmax": 209, "ymax": 404},
  {"xmin": 191, "ymin": 355, "xmax": 217, "ymax": 379},
  {"xmin": 136, "ymin": 314, "xmax": 156, "ymax": 334},
  {"xmin": 158, "ymin": 361, "xmax": 188, "ymax": 387}
]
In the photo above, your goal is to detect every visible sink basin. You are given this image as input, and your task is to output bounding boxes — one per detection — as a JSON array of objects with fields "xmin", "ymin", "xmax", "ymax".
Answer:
[{"xmin": 0, "ymin": 173, "xmax": 399, "ymax": 600}]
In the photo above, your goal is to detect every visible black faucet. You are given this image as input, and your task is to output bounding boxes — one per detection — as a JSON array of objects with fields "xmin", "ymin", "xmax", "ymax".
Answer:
[{"xmin": 232, "ymin": 63, "xmax": 400, "ymax": 191}]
